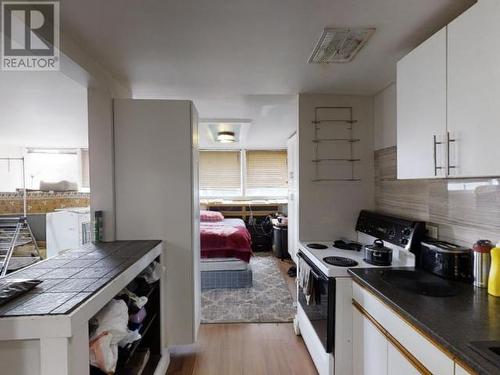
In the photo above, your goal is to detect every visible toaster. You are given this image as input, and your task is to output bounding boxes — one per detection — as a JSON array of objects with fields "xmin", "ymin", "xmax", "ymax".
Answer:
[{"xmin": 420, "ymin": 239, "xmax": 473, "ymax": 282}]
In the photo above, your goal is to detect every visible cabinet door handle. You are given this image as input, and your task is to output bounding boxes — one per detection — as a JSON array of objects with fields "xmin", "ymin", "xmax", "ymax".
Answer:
[
  {"xmin": 433, "ymin": 135, "xmax": 443, "ymax": 176},
  {"xmin": 447, "ymin": 132, "xmax": 457, "ymax": 176}
]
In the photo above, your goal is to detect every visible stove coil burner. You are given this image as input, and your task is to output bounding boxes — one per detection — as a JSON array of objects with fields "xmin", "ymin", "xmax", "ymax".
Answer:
[
  {"xmin": 334, "ymin": 240, "xmax": 362, "ymax": 251},
  {"xmin": 323, "ymin": 256, "xmax": 359, "ymax": 267},
  {"xmin": 307, "ymin": 243, "xmax": 328, "ymax": 250}
]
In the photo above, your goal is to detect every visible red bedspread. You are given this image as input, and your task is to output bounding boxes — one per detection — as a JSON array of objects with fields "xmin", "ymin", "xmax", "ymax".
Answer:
[{"xmin": 200, "ymin": 220, "xmax": 252, "ymax": 262}]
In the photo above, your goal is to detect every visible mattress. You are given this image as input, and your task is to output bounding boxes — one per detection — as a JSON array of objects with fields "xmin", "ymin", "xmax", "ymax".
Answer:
[
  {"xmin": 201, "ymin": 266, "xmax": 253, "ymax": 289},
  {"xmin": 200, "ymin": 257, "xmax": 249, "ymax": 272},
  {"xmin": 220, "ymin": 218, "xmax": 246, "ymax": 227}
]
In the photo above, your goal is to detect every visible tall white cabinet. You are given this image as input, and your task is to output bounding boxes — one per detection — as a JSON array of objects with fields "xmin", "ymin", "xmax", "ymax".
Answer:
[
  {"xmin": 397, "ymin": 28, "xmax": 447, "ymax": 179},
  {"xmin": 287, "ymin": 133, "xmax": 299, "ymax": 263},
  {"xmin": 113, "ymin": 99, "xmax": 200, "ymax": 347},
  {"xmin": 397, "ymin": 0, "xmax": 500, "ymax": 179}
]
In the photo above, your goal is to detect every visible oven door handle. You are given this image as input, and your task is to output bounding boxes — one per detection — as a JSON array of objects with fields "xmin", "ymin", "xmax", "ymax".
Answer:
[
  {"xmin": 298, "ymin": 252, "xmax": 328, "ymax": 282},
  {"xmin": 310, "ymin": 268, "xmax": 321, "ymax": 280}
]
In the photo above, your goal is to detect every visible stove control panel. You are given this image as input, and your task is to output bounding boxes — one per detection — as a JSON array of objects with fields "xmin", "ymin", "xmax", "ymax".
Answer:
[{"xmin": 355, "ymin": 210, "xmax": 425, "ymax": 250}]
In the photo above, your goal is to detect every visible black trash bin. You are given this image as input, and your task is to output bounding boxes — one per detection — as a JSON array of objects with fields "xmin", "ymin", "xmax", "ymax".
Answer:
[{"xmin": 272, "ymin": 225, "xmax": 289, "ymax": 260}]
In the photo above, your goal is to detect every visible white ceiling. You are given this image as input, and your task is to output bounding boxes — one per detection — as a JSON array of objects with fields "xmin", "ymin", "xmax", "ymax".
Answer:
[
  {"xmin": 0, "ymin": 71, "xmax": 88, "ymax": 149},
  {"xmin": 60, "ymin": 0, "xmax": 475, "ymax": 97},
  {"xmin": 197, "ymin": 95, "xmax": 297, "ymax": 149},
  {"xmin": 58, "ymin": 0, "xmax": 475, "ymax": 148}
]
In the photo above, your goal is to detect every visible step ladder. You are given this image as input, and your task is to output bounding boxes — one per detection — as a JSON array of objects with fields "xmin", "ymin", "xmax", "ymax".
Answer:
[{"xmin": 0, "ymin": 217, "xmax": 41, "ymax": 277}]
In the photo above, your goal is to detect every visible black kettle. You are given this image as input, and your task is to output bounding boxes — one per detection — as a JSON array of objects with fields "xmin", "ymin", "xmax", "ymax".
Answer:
[{"xmin": 364, "ymin": 239, "xmax": 393, "ymax": 266}]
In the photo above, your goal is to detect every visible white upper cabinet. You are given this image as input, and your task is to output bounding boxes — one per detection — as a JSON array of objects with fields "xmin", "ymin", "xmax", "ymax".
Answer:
[
  {"xmin": 447, "ymin": 0, "xmax": 500, "ymax": 177},
  {"xmin": 397, "ymin": 0, "xmax": 500, "ymax": 179},
  {"xmin": 397, "ymin": 28, "xmax": 447, "ymax": 179}
]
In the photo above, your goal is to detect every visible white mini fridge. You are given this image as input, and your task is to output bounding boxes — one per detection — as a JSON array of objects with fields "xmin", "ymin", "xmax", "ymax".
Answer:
[{"xmin": 46, "ymin": 207, "xmax": 91, "ymax": 258}]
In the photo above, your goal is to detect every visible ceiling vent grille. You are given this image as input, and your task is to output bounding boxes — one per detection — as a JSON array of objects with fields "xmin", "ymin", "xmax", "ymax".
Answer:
[{"xmin": 308, "ymin": 28, "xmax": 375, "ymax": 64}]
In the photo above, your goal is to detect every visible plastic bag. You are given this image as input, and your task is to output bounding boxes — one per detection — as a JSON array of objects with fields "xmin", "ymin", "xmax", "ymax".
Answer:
[
  {"xmin": 118, "ymin": 329, "xmax": 141, "ymax": 348},
  {"xmin": 89, "ymin": 299, "xmax": 129, "ymax": 373},
  {"xmin": 0, "ymin": 279, "xmax": 42, "ymax": 306},
  {"xmin": 129, "ymin": 307, "xmax": 147, "ymax": 324},
  {"xmin": 139, "ymin": 261, "xmax": 161, "ymax": 284},
  {"xmin": 89, "ymin": 332, "xmax": 117, "ymax": 373}
]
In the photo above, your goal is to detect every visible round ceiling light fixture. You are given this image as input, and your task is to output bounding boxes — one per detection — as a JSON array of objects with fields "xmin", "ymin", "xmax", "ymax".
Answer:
[{"xmin": 216, "ymin": 131, "xmax": 236, "ymax": 143}]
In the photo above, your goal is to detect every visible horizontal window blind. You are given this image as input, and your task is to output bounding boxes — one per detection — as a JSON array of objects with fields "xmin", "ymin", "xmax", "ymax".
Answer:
[
  {"xmin": 200, "ymin": 151, "xmax": 241, "ymax": 190},
  {"xmin": 246, "ymin": 150, "xmax": 287, "ymax": 189}
]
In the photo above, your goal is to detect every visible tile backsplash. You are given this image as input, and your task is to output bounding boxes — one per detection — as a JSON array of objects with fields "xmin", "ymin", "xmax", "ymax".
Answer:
[
  {"xmin": 0, "ymin": 191, "xmax": 90, "ymax": 214},
  {"xmin": 375, "ymin": 146, "xmax": 500, "ymax": 247}
]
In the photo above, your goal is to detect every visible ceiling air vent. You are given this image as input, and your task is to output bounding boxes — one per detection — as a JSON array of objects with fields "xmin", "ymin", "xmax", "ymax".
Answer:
[{"xmin": 308, "ymin": 28, "xmax": 375, "ymax": 64}]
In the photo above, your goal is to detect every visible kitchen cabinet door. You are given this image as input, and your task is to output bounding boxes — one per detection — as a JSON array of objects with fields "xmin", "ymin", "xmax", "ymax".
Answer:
[
  {"xmin": 387, "ymin": 342, "xmax": 420, "ymax": 375},
  {"xmin": 447, "ymin": 0, "xmax": 500, "ymax": 177},
  {"xmin": 455, "ymin": 363, "xmax": 473, "ymax": 375},
  {"xmin": 353, "ymin": 306, "xmax": 388, "ymax": 375},
  {"xmin": 397, "ymin": 28, "xmax": 447, "ymax": 179}
]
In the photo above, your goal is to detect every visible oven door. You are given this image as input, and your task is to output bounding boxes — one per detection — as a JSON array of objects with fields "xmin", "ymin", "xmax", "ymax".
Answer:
[{"xmin": 297, "ymin": 252, "xmax": 335, "ymax": 353}]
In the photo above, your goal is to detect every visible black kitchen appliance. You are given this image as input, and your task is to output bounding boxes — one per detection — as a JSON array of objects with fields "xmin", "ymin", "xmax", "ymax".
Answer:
[
  {"xmin": 356, "ymin": 210, "xmax": 426, "ymax": 251},
  {"xmin": 297, "ymin": 252, "xmax": 335, "ymax": 353},
  {"xmin": 419, "ymin": 239, "xmax": 473, "ymax": 281},
  {"xmin": 364, "ymin": 239, "xmax": 393, "ymax": 266}
]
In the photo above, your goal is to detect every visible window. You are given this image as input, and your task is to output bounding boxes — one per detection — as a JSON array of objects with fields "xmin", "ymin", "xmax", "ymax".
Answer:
[
  {"xmin": 246, "ymin": 150, "xmax": 287, "ymax": 197},
  {"xmin": 199, "ymin": 150, "xmax": 287, "ymax": 198},
  {"xmin": 199, "ymin": 151, "xmax": 241, "ymax": 197},
  {"xmin": 24, "ymin": 148, "xmax": 90, "ymax": 191}
]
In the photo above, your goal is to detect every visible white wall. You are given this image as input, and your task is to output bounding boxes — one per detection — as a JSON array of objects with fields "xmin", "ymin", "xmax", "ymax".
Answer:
[
  {"xmin": 298, "ymin": 94, "xmax": 375, "ymax": 241},
  {"xmin": 114, "ymin": 99, "xmax": 199, "ymax": 347},
  {"xmin": 88, "ymin": 88, "xmax": 115, "ymax": 241},
  {"xmin": 373, "ymin": 83, "xmax": 397, "ymax": 150},
  {"xmin": 0, "ymin": 71, "xmax": 88, "ymax": 149}
]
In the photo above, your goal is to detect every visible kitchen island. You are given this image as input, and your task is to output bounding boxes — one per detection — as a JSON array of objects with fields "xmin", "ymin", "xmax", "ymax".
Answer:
[{"xmin": 0, "ymin": 240, "xmax": 166, "ymax": 375}]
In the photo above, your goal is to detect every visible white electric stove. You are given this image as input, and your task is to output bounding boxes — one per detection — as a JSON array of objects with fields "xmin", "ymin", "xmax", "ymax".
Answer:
[
  {"xmin": 295, "ymin": 210, "xmax": 425, "ymax": 375},
  {"xmin": 298, "ymin": 240, "xmax": 412, "ymax": 278}
]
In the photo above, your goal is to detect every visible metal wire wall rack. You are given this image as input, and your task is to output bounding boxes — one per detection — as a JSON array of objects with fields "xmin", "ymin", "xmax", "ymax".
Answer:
[{"xmin": 311, "ymin": 106, "xmax": 361, "ymax": 182}]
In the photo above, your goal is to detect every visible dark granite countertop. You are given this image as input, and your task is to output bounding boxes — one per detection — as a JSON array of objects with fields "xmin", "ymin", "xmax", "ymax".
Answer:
[
  {"xmin": 0, "ymin": 240, "xmax": 161, "ymax": 317},
  {"xmin": 349, "ymin": 267, "xmax": 500, "ymax": 375}
]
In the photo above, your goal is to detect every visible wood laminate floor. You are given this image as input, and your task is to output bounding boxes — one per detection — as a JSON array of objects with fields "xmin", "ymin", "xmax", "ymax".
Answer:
[
  {"xmin": 166, "ymin": 323, "xmax": 318, "ymax": 375},
  {"xmin": 167, "ymin": 255, "xmax": 316, "ymax": 375},
  {"xmin": 276, "ymin": 257, "xmax": 297, "ymax": 302}
]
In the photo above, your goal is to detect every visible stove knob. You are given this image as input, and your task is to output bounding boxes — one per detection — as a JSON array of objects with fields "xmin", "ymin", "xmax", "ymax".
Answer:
[
  {"xmin": 401, "ymin": 238, "xmax": 409, "ymax": 246},
  {"xmin": 402, "ymin": 228, "xmax": 412, "ymax": 236}
]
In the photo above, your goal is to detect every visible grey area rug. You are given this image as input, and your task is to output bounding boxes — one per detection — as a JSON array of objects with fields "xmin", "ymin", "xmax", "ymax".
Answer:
[{"xmin": 201, "ymin": 253, "xmax": 296, "ymax": 323}]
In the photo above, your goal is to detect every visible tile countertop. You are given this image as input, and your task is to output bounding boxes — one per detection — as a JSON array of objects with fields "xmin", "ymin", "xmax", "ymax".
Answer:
[
  {"xmin": 0, "ymin": 240, "xmax": 161, "ymax": 317},
  {"xmin": 348, "ymin": 267, "xmax": 500, "ymax": 375}
]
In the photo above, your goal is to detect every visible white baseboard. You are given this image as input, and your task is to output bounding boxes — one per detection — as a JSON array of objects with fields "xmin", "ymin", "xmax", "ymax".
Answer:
[{"xmin": 153, "ymin": 347, "xmax": 171, "ymax": 375}]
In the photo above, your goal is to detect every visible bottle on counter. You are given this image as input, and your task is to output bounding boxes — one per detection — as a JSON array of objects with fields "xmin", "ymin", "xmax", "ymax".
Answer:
[
  {"xmin": 472, "ymin": 240, "xmax": 493, "ymax": 288},
  {"xmin": 93, "ymin": 210, "xmax": 104, "ymax": 242},
  {"xmin": 488, "ymin": 243, "xmax": 500, "ymax": 297}
]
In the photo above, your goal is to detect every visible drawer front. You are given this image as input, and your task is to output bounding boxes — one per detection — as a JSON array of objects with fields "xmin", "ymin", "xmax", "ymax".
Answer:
[
  {"xmin": 455, "ymin": 363, "xmax": 473, "ymax": 375},
  {"xmin": 353, "ymin": 283, "xmax": 455, "ymax": 375}
]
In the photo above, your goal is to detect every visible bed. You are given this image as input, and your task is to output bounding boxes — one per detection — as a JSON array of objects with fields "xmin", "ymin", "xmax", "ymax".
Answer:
[{"xmin": 200, "ymin": 217, "xmax": 253, "ymax": 289}]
